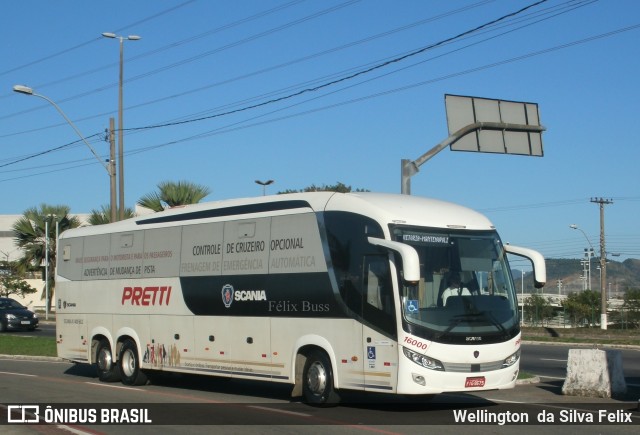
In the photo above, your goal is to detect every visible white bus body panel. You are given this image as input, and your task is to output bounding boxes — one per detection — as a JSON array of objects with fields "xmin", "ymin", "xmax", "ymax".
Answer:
[{"xmin": 56, "ymin": 192, "xmax": 528, "ymax": 397}]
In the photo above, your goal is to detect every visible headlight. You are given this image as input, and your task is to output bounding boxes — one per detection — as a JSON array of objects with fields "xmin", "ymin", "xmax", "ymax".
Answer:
[
  {"xmin": 6, "ymin": 314, "xmax": 17, "ymax": 320},
  {"xmin": 32, "ymin": 312, "xmax": 38, "ymax": 319},
  {"xmin": 402, "ymin": 347, "xmax": 444, "ymax": 371},
  {"xmin": 502, "ymin": 350, "xmax": 520, "ymax": 368}
]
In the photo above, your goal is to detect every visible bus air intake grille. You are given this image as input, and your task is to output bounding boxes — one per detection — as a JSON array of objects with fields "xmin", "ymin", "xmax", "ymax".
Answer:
[{"xmin": 442, "ymin": 360, "xmax": 504, "ymax": 373}]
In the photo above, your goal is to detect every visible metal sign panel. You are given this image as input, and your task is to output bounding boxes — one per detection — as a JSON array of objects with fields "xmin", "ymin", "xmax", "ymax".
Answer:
[{"xmin": 445, "ymin": 94, "xmax": 543, "ymax": 156}]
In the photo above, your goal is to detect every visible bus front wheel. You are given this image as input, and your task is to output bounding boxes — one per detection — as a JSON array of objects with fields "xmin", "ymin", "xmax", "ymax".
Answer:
[
  {"xmin": 119, "ymin": 339, "xmax": 147, "ymax": 386},
  {"xmin": 302, "ymin": 350, "xmax": 340, "ymax": 406},
  {"xmin": 96, "ymin": 339, "xmax": 121, "ymax": 382}
]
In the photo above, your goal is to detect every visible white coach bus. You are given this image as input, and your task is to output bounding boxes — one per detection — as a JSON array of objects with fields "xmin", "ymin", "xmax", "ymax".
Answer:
[{"xmin": 55, "ymin": 192, "xmax": 545, "ymax": 405}]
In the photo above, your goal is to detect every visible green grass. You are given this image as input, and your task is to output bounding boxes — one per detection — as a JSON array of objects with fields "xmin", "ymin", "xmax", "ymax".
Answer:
[
  {"xmin": 521, "ymin": 327, "xmax": 640, "ymax": 346},
  {"xmin": 0, "ymin": 335, "xmax": 57, "ymax": 357},
  {"xmin": 517, "ymin": 371, "xmax": 536, "ymax": 380}
]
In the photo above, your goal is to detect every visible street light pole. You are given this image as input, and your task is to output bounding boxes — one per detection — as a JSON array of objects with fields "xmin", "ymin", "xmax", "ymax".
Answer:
[
  {"xmin": 521, "ymin": 269, "xmax": 525, "ymax": 326},
  {"xmin": 102, "ymin": 32, "xmax": 141, "ymax": 221},
  {"xmin": 44, "ymin": 215, "xmax": 58, "ymax": 321},
  {"xmin": 13, "ymin": 85, "xmax": 117, "ymax": 219},
  {"xmin": 569, "ymin": 224, "xmax": 595, "ymax": 290},
  {"xmin": 255, "ymin": 180, "xmax": 274, "ymax": 196}
]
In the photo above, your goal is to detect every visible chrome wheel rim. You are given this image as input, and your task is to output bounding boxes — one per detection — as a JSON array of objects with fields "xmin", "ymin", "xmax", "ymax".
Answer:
[{"xmin": 307, "ymin": 361, "xmax": 327, "ymax": 396}]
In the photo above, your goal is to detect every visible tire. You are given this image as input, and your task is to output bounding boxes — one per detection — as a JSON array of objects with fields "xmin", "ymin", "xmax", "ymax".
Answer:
[
  {"xmin": 302, "ymin": 350, "xmax": 340, "ymax": 406},
  {"xmin": 119, "ymin": 339, "xmax": 147, "ymax": 386},
  {"xmin": 96, "ymin": 339, "xmax": 121, "ymax": 382}
]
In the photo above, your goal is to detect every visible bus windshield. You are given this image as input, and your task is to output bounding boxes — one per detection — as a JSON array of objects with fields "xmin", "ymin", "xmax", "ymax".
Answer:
[{"xmin": 392, "ymin": 227, "xmax": 519, "ymax": 343}]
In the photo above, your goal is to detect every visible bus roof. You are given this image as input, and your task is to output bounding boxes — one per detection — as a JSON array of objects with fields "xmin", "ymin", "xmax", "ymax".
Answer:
[{"xmin": 59, "ymin": 192, "xmax": 494, "ymax": 239}]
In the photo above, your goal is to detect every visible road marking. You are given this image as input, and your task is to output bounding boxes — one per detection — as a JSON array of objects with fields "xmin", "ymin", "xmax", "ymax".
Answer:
[
  {"xmin": 0, "ymin": 370, "xmax": 37, "ymax": 377},
  {"xmin": 540, "ymin": 358, "xmax": 567, "ymax": 362},
  {"xmin": 84, "ymin": 381, "xmax": 143, "ymax": 391},
  {"xmin": 57, "ymin": 425, "xmax": 104, "ymax": 435},
  {"xmin": 248, "ymin": 405, "xmax": 311, "ymax": 418}
]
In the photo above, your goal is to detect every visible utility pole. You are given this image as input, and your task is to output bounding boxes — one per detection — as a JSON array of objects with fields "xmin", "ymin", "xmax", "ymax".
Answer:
[
  {"xmin": 109, "ymin": 118, "xmax": 117, "ymax": 223},
  {"xmin": 591, "ymin": 197, "xmax": 613, "ymax": 330}
]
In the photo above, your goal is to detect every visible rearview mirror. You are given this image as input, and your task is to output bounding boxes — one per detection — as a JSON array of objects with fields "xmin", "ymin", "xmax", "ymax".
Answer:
[
  {"xmin": 504, "ymin": 244, "xmax": 546, "ymax": 288},
  {"xmin": 368, "ymin": 237, "xmax": 420, "ymax": 282}
]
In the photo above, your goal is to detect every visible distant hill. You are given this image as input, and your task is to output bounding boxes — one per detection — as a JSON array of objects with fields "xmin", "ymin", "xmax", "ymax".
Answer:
[{"xmin": 514, "ymin": 258, "xmax": 640, "ymax": 297}]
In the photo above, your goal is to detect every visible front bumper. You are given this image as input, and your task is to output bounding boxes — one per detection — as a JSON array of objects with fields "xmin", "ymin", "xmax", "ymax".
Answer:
[{"xmin": 6, "ymin": 318, "xmax": 39, "ymax": 330}]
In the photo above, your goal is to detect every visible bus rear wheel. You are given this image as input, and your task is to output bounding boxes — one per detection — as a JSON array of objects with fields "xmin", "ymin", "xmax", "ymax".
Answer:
[
  {"xmin": 302, "ymin": 350, "xmax": 340, "ymax": 406},
  {"xmin": 119, "ymin": 339, "xmax": 147, "ymax": 386},
  {"xmin": 96, "ymin": 339, "xmax": 121, "ymax": 382}
]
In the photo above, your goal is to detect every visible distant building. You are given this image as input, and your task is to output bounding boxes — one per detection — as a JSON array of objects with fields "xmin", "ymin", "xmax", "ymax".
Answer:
[
  {"xmin": 0, "ymin": 213, "xmax": 89, "ymax": 312},
  {"xmin": 0, "ymin": 208, "xmax": 155, "ymax": 312}
]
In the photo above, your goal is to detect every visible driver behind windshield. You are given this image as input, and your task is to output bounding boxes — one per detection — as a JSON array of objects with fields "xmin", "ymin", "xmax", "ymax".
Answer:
[{"xmin": 441, "ymin": 275, "xmax": 471, "ymax": 306}]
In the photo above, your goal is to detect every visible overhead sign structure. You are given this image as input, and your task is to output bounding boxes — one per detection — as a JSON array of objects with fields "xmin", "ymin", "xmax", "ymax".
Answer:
[
  {"xmin": 401, "ymin": 94, "xmax": 545, "ymax": 194},
  {"xmin": 445, "ymin": 94, "xmax": 543, "ymax": 156}
]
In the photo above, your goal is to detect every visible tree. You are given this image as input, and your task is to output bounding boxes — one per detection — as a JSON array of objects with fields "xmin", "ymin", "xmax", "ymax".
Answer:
[
  {"xmin": 0, "ymin": 260, "xmax": 36, "ymax": 298},
  {"xmin": 0, "ymin": 275, "xmax": 36, "ymax": 298},
  {"xmin": 138, "ymin": 180, "xmax": 211, "ymax": 212},
  {"xmin": 622, "ymin": 288, "xmax": 640, "ymax": 328},
  {"xmin": 562, "ymin": 290, "xmax": 602, "ymax": 327},
  {"xmin": 524, "ymin": 293, "xmax": 554, "ymax": 326},
  {"xmin": 12, "ymin": 204, "xmax": 81, "ymax": 313},
  {"xmin": 88, "ymin": 205, "xmax": 135, "ymax": 225},
  {"xmin": 278, "ymin": 182, "xmax": 368, "ymax": 194}
]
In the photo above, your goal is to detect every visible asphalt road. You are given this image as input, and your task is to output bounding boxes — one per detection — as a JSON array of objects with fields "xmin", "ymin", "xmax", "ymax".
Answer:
[
  {"xmin": 521, "ymin": 343, "xmax": 640, "ymax": 387},
  {"xmin": 0, "ymin": 322, "xmax": 55, "ymax": 338},
  {"xmin": 0, "ymin": 342, "xmax": 638, "ymax": 434}
]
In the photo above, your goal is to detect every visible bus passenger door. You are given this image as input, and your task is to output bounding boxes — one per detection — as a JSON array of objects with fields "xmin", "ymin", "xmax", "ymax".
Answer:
[{"xmin": 361, "ymin": 255, "xmax": 398, "ymax": 393}]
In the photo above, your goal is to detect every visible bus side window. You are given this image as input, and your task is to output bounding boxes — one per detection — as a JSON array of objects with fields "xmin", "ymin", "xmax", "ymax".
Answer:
[{"xmin": 325, "ymin": 211, "xmax": 384, "ymax": 318}]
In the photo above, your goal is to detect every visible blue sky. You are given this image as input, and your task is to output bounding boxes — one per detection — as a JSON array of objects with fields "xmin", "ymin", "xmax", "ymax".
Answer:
[{"xmin": 1, "ymin": 0, "xmax": 639, "ymax": 264}]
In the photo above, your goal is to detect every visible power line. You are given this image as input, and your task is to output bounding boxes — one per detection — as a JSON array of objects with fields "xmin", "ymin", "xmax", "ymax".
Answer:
[
  {"xmin": 1, "ymin": 1, "xmax": 628, "ymax": 177},
  {"xmin": 0, "ymin": 0, "xmax": 305, "ymax": 102},
  {"xmin": 0, "ymin": 0, "xmax": 196, "ymax": 81},
  {"xmin": 0, "ymin": 0, "xmax": 357, "ymax": 121},
  {"xmin": 125, "ymin": 0, "xmax": 552, "ymax": 132},
  {"xmin": 0, "ymin": 0, "xmax": 491, "ymax": 139},
  {"xmin": 3, "ymin": 0, "xmax": 584, "ymax": 138},
  {"xmin": 4, "ymin": 18, "xmax": 636, "ymax": 177}
]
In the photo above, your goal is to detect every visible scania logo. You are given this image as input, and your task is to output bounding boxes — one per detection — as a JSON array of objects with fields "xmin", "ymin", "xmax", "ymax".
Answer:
[
  {"xmin": 474, "ymin": 350, "xmax": 480, "ymax": 359},
  {"xmin": 222, "ymin": 284, "xmax": 234, "ymax": 308},
  {"xmin": 466, "ymin": 336, "xmax": 482, "ymax": 342}
]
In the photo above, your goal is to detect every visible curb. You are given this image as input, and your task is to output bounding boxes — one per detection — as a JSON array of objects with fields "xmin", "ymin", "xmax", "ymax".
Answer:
[
  {"xmin": 0, "ymin": 354, "xmax": 63, "ymax": 362},
  {"xmin": 523, "ymin": 340, "xmax": 640, "ymax": 350}
]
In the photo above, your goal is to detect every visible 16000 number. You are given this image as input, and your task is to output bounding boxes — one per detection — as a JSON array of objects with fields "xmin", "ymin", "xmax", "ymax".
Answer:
[{"xmin": 403, "ymin": 336, "xmax": 428, "ymax": 350}]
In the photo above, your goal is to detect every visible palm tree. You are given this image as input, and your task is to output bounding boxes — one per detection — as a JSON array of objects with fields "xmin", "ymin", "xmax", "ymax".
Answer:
[
  {"xmin": 137, "ymin": 180, "xmax": 211, "ymax": 212},
  {"xmin": 88, "ymin": 205, "xmax": 135, "ymax": 225},
  {"xmin": 12, "ymin": 204, "xmax": 81, "ymax": 313}
]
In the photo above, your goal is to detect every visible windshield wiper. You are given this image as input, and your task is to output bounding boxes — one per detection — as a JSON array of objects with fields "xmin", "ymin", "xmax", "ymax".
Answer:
[
  {"xmin": 435, "ymin": 313, "xmax": 481, "ymax": 340},
  {"xmin": 480, "ymin": 310, "xmax": 507, "ymax": 334},
  {"xmin": 436, "ymin": 311, "xmax": 507, "ymax": 340}
]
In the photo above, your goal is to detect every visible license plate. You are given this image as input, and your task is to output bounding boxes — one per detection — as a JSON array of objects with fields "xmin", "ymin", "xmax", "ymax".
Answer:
[
  {"xmin": 465, "ymin": 376, "xmax": 485, "ymax": 388},
  {"xmin": 21, "ymin": 321, "xmax": 31, "ymax": 325}
]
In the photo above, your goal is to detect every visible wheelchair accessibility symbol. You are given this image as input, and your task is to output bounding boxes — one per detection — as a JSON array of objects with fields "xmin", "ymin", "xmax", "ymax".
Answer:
[
  {"xmin": 367, "ymin": 346, "xmax": 376, "ymax": 360},
  {"xmin": 406, "ymin": 300, "xmax": 419, "ymax": 313}
]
